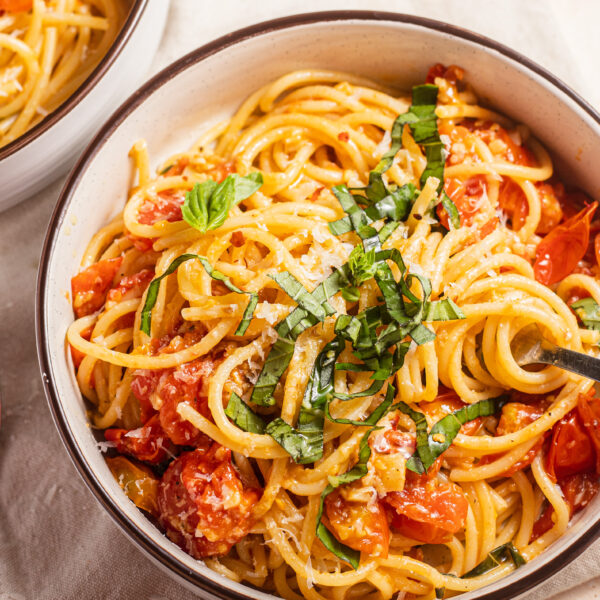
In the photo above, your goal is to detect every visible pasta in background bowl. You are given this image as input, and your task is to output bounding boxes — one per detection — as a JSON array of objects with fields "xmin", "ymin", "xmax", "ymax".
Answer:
[
  {"xmin": 0, "ymin": 0, "xmax": 169, "ymax": 212},
  {"xmin": 37, "ymin": 12, "xmax": 600, "ymax": 600}
]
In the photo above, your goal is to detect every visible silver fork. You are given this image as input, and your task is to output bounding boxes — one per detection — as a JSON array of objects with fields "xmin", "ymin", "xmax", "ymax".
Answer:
[{"xmin": 510, "ymin": 324, "xmax": 600, "ymax": 383}]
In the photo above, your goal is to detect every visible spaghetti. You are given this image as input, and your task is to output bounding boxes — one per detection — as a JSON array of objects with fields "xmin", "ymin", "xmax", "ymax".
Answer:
[
  {"xmin": 67, "ymin": 65, "xmax": 600, "ymax": 599},
  {"xmin": 0, "ymin": 0, "xmax": 123, "ymax": 148}
]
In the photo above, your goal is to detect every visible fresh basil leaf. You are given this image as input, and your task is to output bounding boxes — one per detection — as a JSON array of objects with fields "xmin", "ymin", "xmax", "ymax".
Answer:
[
  {"xmin": 341, "ymin": 287, "xmax": 360, "ymax": 303},
  {"xmin": 182, "ymin": 172, "xmax": 262, "ymax": 234},
  {"xmin": 140, "ymin": 253, "xmax": 199, "ymax": 336},
  {"xmin": 250, "ymin": 336, "xmax": 295, "ymax": 406},
  {"xmin": 265, "ymin": 418, "xmax": 323, "ymax": 464},
  {"xmin": 251, "ymin": 267, "xmax": 351, "ymax": 406},
  {"xmin": 225, "ymin": 392, "xmax": 266, "ymax": 434},
  {"xmin": 365, "ymin": 184, "xmax": 418, "ymax": 222},
  {"xmin": 332, "ymin": 379, "xmax": 385, "ymax": 401},
  {"xmin": 440, "ymin": 191, "xmax": 461, "ymax": 230},
  {"xmin": 270, "ymin": 272, "xmax": 334, "ymax": 322},
  {"xmin": 348, "ymin": 245, "xmax": 377, "ymax": 286},
  {"xmin": 572, "ymin": 297, "xmax": 600, "ymax": 332},
  {"xmin": 463, "ymin": 543, "xmax": 526, "ymax": 578},
  {"xmin": 326, "ymin": 382, "xmax": 395, "ymax": 425},
  {"xmin": 425, "ymin": 298, "xmax": 465, "ymax": 322},
  {"xmin": 315, "ymin": 518, "xmax": 361, "ymax": 570},
  {"xmin": 418, "ymin": 395, "xmax": 508, "ymax": 471},
  {"xmin": 435, "ymin": 588, "xmax": 445, "ymax": 599},
  {"xmin": 181, "ymin": 180, "xmax": 216, "ymax": 232}
]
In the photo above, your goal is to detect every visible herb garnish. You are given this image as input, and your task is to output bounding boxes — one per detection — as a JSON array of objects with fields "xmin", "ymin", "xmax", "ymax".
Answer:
[
  {"xmin": 182, "ymin": 172, "xmax": 263, "ymax": 234},
  {"xmin": 572, "ymin": 297, "xmax": 600, "ymax": 333},
  {"xmin": 462, "ymin": 542, "xmax": 526, "ymax": 578}
]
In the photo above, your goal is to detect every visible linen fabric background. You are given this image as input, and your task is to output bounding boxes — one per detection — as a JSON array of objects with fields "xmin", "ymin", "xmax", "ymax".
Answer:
[{"xmin": 1, "ymin": 1, "xmax": 600, "ymax": 598}]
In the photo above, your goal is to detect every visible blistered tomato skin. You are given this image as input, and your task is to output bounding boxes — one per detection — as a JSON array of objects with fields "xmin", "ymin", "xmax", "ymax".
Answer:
[
  {"xmin": 385, "ymin": 472, "xmax": 468, "ymax": 544},
  {"xmin": 324, "ymin": 491, "xmax": 390, "ymax": 557},
  {"xmin": 104, "ymin": 415, "xmax": 172, "ymax": 464},
  {"xmin": 534, "ymin": 202, "xmax": 598, "ymax": 285},
  {"xmin": 157, "ymin": 445, "xmax": 261, "ymax": 558},
  {"xmin": 71, "ymin": 257, "xmax": 123, "ymax": 318}
]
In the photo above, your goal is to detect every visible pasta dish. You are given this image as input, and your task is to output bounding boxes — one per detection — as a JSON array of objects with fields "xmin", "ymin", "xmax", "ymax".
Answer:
[
  {"xmin": 66, "ymin": 66, "xmax": 600, "ymax": 599},
  {"xmin": 0, "ymin": 0, "xmax": 123, "ymax": 148}
]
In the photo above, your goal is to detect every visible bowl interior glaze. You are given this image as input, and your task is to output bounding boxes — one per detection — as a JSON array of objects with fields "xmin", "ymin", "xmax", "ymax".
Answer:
[{"xmin": 37, "ymin": 12, "xmax": 600, "ymax": 600}]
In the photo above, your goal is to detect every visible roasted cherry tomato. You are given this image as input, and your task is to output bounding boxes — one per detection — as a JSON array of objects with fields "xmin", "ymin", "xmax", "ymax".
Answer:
[
  {"xmin": 138, "ymin": 189, "xmax": 184, "ymax": 225},
  {"xmin": 106, "ymin": 269, "xmax": 154, "ymax": 308},
  {"xmin": 534, "ymin": 202, "xmax": 598, "ymax": 285},
  {"xmin": 157, "ymin": 445, "xmax": 261, "ymax": 558},
  {"xmin": 324, "ymin": 491, "xmax": 390, "ymax": 557},
  {"xmin": 437, "ymin": 175, "xmax": 487, "ymax": 228},
  {"xmin": 531, "ymin": 472, "xmax": 599, "ymax": 541},
  {"xmin": 385, "ymin": 472, "xmax": 468, "ymax": 544},
  {"xmin": 0, "ymin": 0, "xmax": 32, "ymax": 11},
  {"xmin": 105, "ymin": 414, "xmax": 172, "ymax": 464},
  {"xmin": 106, "ymin": 455, "xmax": 159, "ymax": 516},
  {"xmin": 546, "ymin": 410, "xmax": 595, "ymax": 482},
  {"xmin": 71, "ymin": 256, "xmax": 123, "ymax": 318},
  {"xmin": 481, "ymin": 401, "xmax": 547, "ymax": 476},
  {"xmin": 69, "ymin": 325, "xmax": 92, "ymax": 369},
  {"xmin": 425, "ymin": 63, "xmax": 464, "ymax": 85},
  {"xmin": 158, "ymin": 357, "xmax": 215, "ymax": 446}
]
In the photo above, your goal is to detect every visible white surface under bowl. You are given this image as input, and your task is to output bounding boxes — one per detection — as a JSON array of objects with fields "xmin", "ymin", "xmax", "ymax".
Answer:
[
  {"xmin": 0, "ymin": 0, "xmax": 170, "ymax": 213},
  {"xmin": 37, "ymin": 11, "xmax": 600, "ymax": 600}
]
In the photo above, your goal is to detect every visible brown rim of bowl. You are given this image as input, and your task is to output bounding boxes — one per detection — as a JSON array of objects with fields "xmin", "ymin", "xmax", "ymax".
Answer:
[
  {"xmin": 0, "ymin": 0, "xmax": 149, "ymax": 161},
  {"xmin": 36, "ymin": 10, "xmax": 600, "ymax": 600}
]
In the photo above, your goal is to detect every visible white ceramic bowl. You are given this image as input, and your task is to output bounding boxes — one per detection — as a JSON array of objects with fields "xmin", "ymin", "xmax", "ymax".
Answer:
[
  {"xmin": 0, "ymin": 0, "xmax": 170, "ymax": 212},
  {"xmin": 37, "ymin": 11, "xmax": 600, "ymax": 600}
]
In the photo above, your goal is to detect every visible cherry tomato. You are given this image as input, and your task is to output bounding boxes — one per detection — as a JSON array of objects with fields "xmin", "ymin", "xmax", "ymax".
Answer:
[
  {"xmin": 425, "ymin": 63, "xmax": 464, "ymax": 84},
  {"xmin": 533, "ymin": 202, "xmax": 598, "ymax": 285},
  {"xmin": 472, "ymin": 125, "xmax": 535, "ymax": 166},
  {"xmin": 324, "ymin": 491, "xmax": 390, "ymax": 557},
  {"xmin": 106, "ymin": 455, "xmax": 159, "ymax": 516},
  {"xmin": 158, "ymin": 357, "xmax": 215, "ymax": 447},
  {"xmin": 70, "ymin": 324, "xmax": 92, "ymax": 369},
  {"xmin": 546, "ymin": 410, "xmax": 595, "ymax": 482},
  {"xmin": 71, "ymin": 257, "xmax": 123, "ymax": 318},
  {"xmin": 106, "ymin": 269, "xmax": 154, "ymax": 308},
  {"xmin": 531, "ymin": 472, "xmax": 599, "ymax": 541},
  {"xmin": 497, "ymin": 180, "xmax": 563, "ymax": 234},
  {"xmin": 138, "ymin": 190, "xmax": 184, "ymax": 225},
  {"xmin": 481, "ymin": 402, "xmax": 547, "ymax": 476},
  {"xmin": 536, "ymin": 183, "xmax": 564, "ymax": 234},
  {"xmin": 105, "ymin": 414, "xmax": 172, "ymax": 464},
  {"xmin": 131, "ymin": 369, "xmax": 161, "ymax": 424},
  {"xmin": 0, "ymin": 0, "xmax": 32, "ymax": 11},
  {"xmin": 385, "ymin": 472, "xmax": 468, "ymax": 543},
  {"xmin": 436, "ymin": 175, "xmax": 487, "ymax": 228},
  {"xmin": 158, "ymin": 445, "xmax": 261, "ymax": 558}
]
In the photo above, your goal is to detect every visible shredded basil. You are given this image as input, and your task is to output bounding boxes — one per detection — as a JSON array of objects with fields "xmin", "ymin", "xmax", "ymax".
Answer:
[
  {"xmin": 270, "ymin": 272, "xmax": 334, "ymax": 322},
  {"xmin": 225, "ymin": 393, "xmax": 266, "ymax": 434},
  {"xmin": 424, "ymin": 298, "xmax": 465, "ymax": 321},
  {"xmin": 417, "ymin": 395, "xmax": 508, "ymax": 471},
  {"xmin": 182, "ymin": 172, "xmax": 262, "ymax": 234},
  {"xmin": 265, "ymin": 419, "xmax": 324, "ymax": 464},
  {"xmin": 462, "ymin": 542, "xmax": 526, "ymax": 578},
  {"xmin": 435, "ymin": 588, "xmax": 445, "ymax": 599},
  {"xmin": 572, "ymin": 297, "xmax": 600, "ymax": 332},
  {"xmin": 140, "ymin": 253, "xmax": 257, "ymax": 336}
]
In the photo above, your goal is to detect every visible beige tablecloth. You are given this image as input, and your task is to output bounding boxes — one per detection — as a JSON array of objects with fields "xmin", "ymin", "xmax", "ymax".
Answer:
[{"xmin": 2, "ymin": 1, "xmax": 600, "ymax": 599}]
